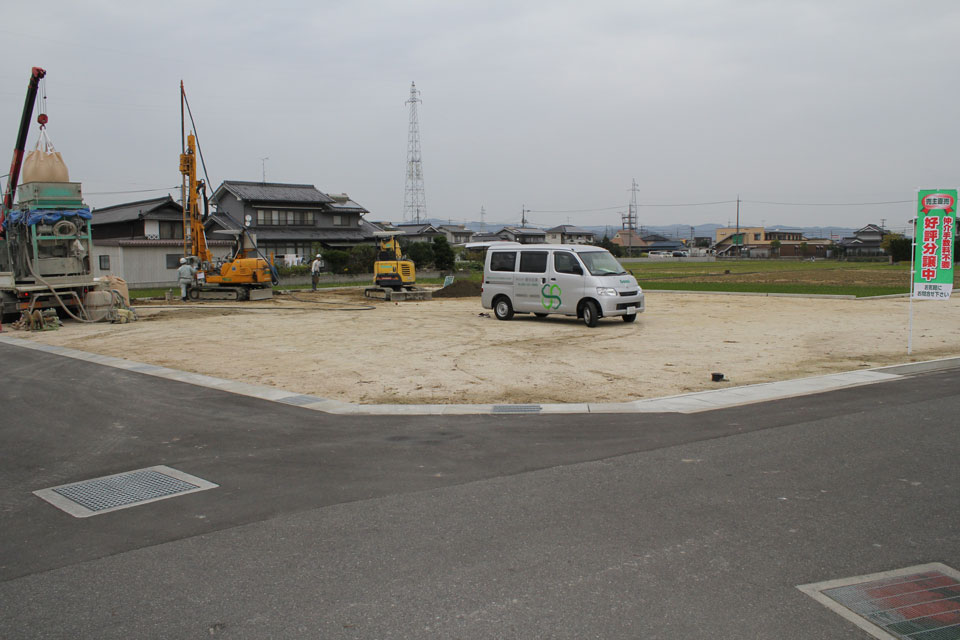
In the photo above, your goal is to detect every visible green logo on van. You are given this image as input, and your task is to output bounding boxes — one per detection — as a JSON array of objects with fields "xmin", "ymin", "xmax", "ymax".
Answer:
[{"xmin": 541, "ymin": 284, "xmax": 562, "ymax": 310}]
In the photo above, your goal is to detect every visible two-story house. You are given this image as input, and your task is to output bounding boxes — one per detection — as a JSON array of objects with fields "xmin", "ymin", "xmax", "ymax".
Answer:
[
  {"xmin": 838, "ymin": 224, "xmax": 886, "ymax": 257},
  {"xmin": 545, "ymin": 225, "xmax": 595, "ymax": 245},
  {"xmin": 208, "ymin": 181, "xmax": 376, "ymax": 261},
  {"xmin": 438, "ymin": 224, "xmax": 475, "ymax": 245}
]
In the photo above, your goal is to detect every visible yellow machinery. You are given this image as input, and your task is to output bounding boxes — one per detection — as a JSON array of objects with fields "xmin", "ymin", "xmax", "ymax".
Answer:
[
  {"xmin": 179, "ymin": 83, "xmax": 276, "ymax": 301},
  {"xmin": 371, "ymin": 231, "xmax": 415, "ymax": 291}
]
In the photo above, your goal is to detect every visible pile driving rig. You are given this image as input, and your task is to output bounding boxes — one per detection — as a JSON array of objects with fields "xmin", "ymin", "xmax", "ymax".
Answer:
[{"xmin": 178, "ymin": 82, "xmax": 276, "ymax": 301}]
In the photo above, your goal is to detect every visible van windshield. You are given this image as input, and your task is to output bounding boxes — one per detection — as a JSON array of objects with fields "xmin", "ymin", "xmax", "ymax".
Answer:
[{"xmin": 579, "ymin": 251, "xmax": 627, "ymax": 276}]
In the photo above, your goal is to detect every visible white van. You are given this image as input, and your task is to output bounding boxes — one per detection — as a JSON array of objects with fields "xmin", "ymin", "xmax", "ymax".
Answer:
[{"xmin": 479, "ymin": 243, "xmax": 645, "ymax": 327}]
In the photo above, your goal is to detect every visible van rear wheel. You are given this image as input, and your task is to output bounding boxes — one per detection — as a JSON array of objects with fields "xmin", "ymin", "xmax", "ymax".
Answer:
[
  {"xmin": 581, "ymin": 300, "xmax": 599, "ymax": 327},
  {"xmin": 494, "ymin": 297, "xmax": 514, "ymax": 320}
]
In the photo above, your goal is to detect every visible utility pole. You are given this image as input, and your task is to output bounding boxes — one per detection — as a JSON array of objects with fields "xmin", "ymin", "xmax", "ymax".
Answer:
[
  {"xmin": 735, "ymin": 194, "xmax": 741, "ymax": 256},
  {"xmin": 622, "ymin": 178, "xmax": 639, "ymax": 256},
  {"xmin": 260, "ymin": 157, "xmax": 268, "ymax": 183},
  {"xmin": 480, "ymin": 206, "xmax": 486, "ymax": 233},
  {"xmin": 521, "ymin": 204, "xmax": 530, "ymax": 227},
  {"xmin": 403, "ymin": 82, "xmax": 426, "ymax": 224}
]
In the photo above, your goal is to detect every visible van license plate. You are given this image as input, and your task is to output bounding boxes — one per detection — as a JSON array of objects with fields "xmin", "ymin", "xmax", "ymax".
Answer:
[{"xmin": 625, "ymin": 306, "xmax": 636, "ymax": 314}]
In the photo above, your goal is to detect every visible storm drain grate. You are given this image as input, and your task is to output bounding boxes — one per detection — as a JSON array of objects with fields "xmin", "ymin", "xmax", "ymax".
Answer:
[
  {"xmin": 34, "ymin": 465, "xmax": 217, "ymax": 518},
  {"xmin": 492, "ymin": 404, "xmax": 542, "ymax": 414},
  {"xmin": 799, "ymin": 563, "xmax": 960, "ymax": 640}
]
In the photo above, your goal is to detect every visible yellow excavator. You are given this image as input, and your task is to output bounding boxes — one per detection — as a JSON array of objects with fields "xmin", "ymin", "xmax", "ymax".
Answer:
[
  {"xmin": 179, "ymin": 82, "xmax": 277, "ymax": 301},
  {"xmin": 364, "ymin": 231, "xmax": 417, "ymax": 299}
]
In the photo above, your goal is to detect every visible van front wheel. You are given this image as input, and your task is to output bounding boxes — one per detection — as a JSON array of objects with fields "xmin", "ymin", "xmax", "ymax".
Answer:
[
  {"xmin": 622, "ymin": 313, "xmax": 637, "ymax": 323},
  {"xmin": 581, "ymin": 300, "xmax": 599, "ymax": 327},
  {"xmin": 494, "ymin": 297, "xmax": 514, "ymax": 321}
]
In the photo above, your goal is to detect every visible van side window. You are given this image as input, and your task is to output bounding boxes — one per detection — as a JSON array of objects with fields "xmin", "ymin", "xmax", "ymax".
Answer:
[
  {"xmin": 554, "ymin": 252, "xmax": 582, "ymax": 274},
  {"xmin": 518, "ymin": 251, "xmax": 548, "ymax": 273},
  {"xmin": 490, "ymin": 251, "xmax": 516, "ymax": 272}
]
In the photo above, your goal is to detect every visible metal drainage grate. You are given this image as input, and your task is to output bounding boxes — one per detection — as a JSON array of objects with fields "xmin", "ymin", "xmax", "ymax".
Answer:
[
  {"xmin": 798, "ymin": 563, "xmax": 960, "ymax": 640},
  {"xmin": 34, "ymin": 465, "xmax": 218, "ymax": 518},
  {"xmin": 492, "ymin": 404, "xmax": 542, "ymax": 414}
]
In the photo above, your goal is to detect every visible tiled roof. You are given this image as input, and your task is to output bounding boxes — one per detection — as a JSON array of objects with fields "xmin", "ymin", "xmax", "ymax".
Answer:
[
  {"xmin": 91, "ymin": 196, "xmax": 180, "ymax": 225},
  {"xmin": 215, "ymin": 181, "xmax": 335, "ymax": 204}
]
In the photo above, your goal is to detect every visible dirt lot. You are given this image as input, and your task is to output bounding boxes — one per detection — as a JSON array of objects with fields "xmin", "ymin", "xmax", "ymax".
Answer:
[{"xmin": 11, "ymin": 288, "xmax": 960, "ymax": 405}]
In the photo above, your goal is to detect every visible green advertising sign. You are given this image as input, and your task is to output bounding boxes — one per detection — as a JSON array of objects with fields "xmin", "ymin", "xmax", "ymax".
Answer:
[{"xmin": 913, "ymin": 189, "xmax": 957, "ymax": 300}]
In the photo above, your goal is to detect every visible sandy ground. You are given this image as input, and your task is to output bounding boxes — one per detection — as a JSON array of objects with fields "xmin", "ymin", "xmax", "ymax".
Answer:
[{"xmin": 10, "ymin": 289, "xmax": 960, "ymax": 405}]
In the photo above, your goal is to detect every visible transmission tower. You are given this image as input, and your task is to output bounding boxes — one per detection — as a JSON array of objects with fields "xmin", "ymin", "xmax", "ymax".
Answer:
[{"xmin": 404, "ymin": 82, "xmax": 426, "ymax": 223}]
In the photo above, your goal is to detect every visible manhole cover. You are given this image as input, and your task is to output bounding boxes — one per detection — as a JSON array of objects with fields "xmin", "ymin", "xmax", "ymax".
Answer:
[
  {"xmin": 34, "ymin": 465, "xmax": 217, "ymax": 518},
  {"xmin": 799, "ymin": 563, "xmax": 960, "ymax": 639},
  {"xmin": 492, "ymin": 404, "xmax": 542, "ymax": 414}
]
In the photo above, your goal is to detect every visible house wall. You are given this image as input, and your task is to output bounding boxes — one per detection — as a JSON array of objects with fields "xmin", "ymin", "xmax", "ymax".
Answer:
[{"xmin": 91, "ymin": 244, "xmax": 234, "ymax": 287}]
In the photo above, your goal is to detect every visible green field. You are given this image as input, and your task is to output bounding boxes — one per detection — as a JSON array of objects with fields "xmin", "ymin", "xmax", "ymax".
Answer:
[
  {"xmin": 129, "ymin": 260, "xmax": 937, "ymax": 300},
  {"xmin": 622, "ymin": 259, "xmax": 919, "ymax": 298}
]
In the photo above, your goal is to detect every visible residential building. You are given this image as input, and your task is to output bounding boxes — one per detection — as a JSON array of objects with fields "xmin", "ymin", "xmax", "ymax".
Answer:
[
  {"xmin": 438, "ymin": 224, "xmax": 475, "ymax": 245},
  {"xmin": 545, "ymin": 225, "xmax": 595, "ymax": 245},
  {"xmin": 838, "ymin": 224, "xmax": 887, "ymax": 257},
  {"xmin": 90, "ymin": 195, "xmax": 233, "ymax": 287},
  {"xmin": 496, "ymin": 226, "xmax": 546, "ymax": 244},
  {"xmin": 393, "ymin": 222, "xmax": 444, "ymax": 244},
  {"xmin": 611, "ymin": 229, "xmax": 645, "ymax": 249},
  {"xmin": 208, "ymin": 181, "xmax": 376, "ymax": 261}
]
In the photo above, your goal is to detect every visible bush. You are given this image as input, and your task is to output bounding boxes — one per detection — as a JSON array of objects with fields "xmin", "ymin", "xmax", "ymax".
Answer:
[
  {"xmin": 432, "ymin": 236, "xmax": 455, "ymax": 271},
  {"xmin": 347, "ymin": 244, "xmax": 376, "ymax": 274},
  {"xmin": 275, "ymin": 264, "xmax": 310, "ymax": 277},
  {"xmin": 322, "ymin": 249, "xmax": 350, "ymax": 273},
  {"xmin": 406, "ymin": 241, "xmax": 435, "ymax": 268}
]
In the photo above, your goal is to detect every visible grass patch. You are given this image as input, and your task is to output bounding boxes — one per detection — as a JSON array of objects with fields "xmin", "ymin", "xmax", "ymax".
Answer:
[{"xmin": 639, "ymin": 281, "xmax": 908, "ymax": 298}]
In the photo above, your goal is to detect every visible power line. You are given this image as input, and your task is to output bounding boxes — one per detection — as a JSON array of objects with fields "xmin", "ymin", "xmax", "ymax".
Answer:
[
  {"xmin": 528, "ymin": 197, "xmax": 910, "ymax": 214},
  {"xmin": 743, "ymin": 199, "xmax": 911, "ymax": 206},
  {"xmin": 85, "ymin": 186, "xmax": 178, "ymax": 195}
]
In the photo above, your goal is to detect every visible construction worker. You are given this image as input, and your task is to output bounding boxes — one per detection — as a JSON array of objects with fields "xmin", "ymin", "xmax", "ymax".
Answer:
[
  {"xmin": 177, "ymin": 258, "xmax": 196, "ymax": 301},
  {"xmin": 310, "ymin": 253, "xmax": 323, "ymax": 291}
]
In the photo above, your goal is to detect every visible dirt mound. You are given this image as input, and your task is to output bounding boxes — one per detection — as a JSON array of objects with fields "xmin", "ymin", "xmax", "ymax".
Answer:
[{"xmin": 432, "ymin": 280, "xmax": 481, "ymax": 298}]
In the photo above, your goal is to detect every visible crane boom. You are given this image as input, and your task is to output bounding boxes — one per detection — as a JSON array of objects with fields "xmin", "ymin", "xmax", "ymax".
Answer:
[{"xmin": 1, "ymin": 66, "xmax": 46, "ymax": 234}]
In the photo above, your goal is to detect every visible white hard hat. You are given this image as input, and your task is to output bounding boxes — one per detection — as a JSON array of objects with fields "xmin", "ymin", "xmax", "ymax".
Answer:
[
  {"xmin": 316, "ymin": 254, "xmax": 321, "ymax": 258},
  {"xmin": 179, "ymin": 258, "xmax": 186, "ymax": 264}
]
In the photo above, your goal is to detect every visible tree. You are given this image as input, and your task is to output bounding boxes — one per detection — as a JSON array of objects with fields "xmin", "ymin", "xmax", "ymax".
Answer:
[
  {"xmin": 769, "ymin": 239, "xmax": 781, "ymax": 258},
  {"xmin": 347, "ymin": 244, "xmax": 376, "ymax": 274},
  {"xmin": 883, "ymin": 235, "xmax": 911, "ymax": 263},
  {"xmin": 405, "ymin": 241, "xmax": 434, "ymax": 268},
  {"xmin": 432, "ymin": 236, "xmax": 455, "ymax": 271},
  {"xmin": 598, "ymin": 235, "xmax": 623, "ymax": 257},
  {"xmin": 798, "ymin": 241, "xmax": 808, "ymax": 257},
  {"xmin": 321, "ymin": 249, "xmax": 349, "ymax": 273}
]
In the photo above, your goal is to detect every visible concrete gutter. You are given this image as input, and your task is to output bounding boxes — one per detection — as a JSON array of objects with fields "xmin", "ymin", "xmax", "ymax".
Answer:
[{"xmin": 2, "ymin": 334, "xmax": 957, "ymax": 416}]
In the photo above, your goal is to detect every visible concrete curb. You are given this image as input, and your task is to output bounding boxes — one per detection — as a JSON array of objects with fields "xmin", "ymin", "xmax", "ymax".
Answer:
[{"xmin": 3, "ymin": 334, "xmax": 958, "ymax": 416}]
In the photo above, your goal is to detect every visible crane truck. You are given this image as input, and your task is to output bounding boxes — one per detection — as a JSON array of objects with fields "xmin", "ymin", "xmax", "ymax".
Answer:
[
  {"xmin": 0, "ymin": 67, "xmax": 99, "ymax": 321},
  {"xmin": 178, "ymin": 83, "xmax": 276, "ymax": 301}
]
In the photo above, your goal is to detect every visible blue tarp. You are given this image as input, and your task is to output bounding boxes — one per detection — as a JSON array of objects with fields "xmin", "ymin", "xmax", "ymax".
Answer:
[{"xmin": 4, "ymin": 208, "xmax": 91, "ymax": 230}]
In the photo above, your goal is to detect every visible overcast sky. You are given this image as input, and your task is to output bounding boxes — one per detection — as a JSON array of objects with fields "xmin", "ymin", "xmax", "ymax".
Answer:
[{"xmin": 2, "ymin": 0, "xmax": 958, "ymax": 233}]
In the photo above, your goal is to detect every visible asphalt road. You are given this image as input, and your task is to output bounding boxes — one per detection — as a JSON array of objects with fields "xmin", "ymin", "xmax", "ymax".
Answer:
[{"xmin": 0, "ymin": 342, "xmax": 958, "ymax": 639}]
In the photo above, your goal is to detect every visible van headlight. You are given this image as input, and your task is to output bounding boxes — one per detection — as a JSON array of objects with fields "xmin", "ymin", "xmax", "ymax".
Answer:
[{"xmin": 596, "ymin": 287, "xmax": 617, "ymax": 296}]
